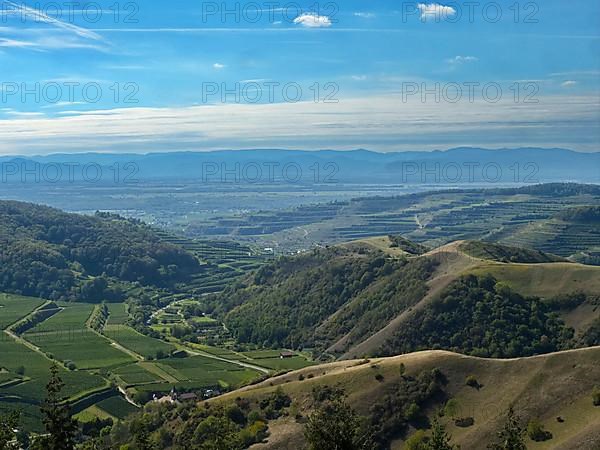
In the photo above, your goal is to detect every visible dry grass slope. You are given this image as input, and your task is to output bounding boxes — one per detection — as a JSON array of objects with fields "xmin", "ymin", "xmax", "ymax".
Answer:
[{"xmin": 211, "ymin": 347, "xmax": 600, "ymax": 450}]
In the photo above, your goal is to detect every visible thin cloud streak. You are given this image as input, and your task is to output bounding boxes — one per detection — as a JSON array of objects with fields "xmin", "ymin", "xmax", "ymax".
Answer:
[{"xmin": 3, "ymin": 1, "xmax": 102, "ymax": 41}]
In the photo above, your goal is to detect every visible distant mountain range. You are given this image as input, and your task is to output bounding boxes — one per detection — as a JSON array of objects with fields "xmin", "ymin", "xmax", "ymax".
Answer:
[{"xmin": 1, "ymin": 147, "xmax": 598, "ymax": 184}]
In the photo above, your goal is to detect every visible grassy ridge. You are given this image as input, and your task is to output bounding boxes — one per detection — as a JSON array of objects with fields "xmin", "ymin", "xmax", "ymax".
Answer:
[
  {"xmin": 470, "ymin": 262, "xmax": 600, "ymax": 298},
  {"xmin": 210, "ymin": 347, "xmax": 600, "ymax": 450}
]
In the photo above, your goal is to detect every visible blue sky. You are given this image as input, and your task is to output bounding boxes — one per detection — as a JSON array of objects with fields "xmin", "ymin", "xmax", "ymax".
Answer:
[{"xmin": 0, "ymin": 0, "xmax": 599, "ymax": 154}]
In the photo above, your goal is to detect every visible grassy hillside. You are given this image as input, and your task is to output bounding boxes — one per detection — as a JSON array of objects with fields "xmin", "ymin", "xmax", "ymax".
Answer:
[
  {"xmin": 459, "ymin": 240, "xmax": 564, "ymax": 263},
  {"xmin": 211, "ymin": 347, "xmax": 600, "ymax": 450},
  {"xmin": 469, "ymin": 262, "xmax": 600, "ymax": 298}
]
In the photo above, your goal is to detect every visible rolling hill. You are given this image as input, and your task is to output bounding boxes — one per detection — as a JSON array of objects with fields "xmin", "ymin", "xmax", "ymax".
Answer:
[
  {"xmin": 0, "ymin": 200, "xmax": 201, "ymax": 301},
  {"xmin": 211, "ymin": 237, "xmax": 600, "ymax": 360},
  {"xmin": 209, "ymin": 346, "xmax": 600, "ymax": 450}
]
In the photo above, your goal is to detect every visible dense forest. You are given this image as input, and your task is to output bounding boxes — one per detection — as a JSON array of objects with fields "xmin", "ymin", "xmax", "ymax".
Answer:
[
  {"xmin": 215, "ymin": 240, "xmax": 597, "ymax": 359},
  {"xmin": 0, "ymin": 201, "xmax": 200, "ymax": 301},
  {"xmin": 380, "ymin": 274, "xmax": 575, "ymax": 358},
  {"xmin": 217, "ymin": 246, "xmax": 437, "ymax": 351}
]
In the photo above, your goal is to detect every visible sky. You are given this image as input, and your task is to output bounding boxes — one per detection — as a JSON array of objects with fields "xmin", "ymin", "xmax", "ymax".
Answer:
[{"xmin": 0, "ymin": 0, "xmax": 599, "ymax": 154}]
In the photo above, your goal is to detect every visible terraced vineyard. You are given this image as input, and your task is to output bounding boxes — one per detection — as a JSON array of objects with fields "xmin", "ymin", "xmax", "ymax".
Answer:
[
  {"xmin": 502, "ymin": 218, "xmax": 600, "ymax": 258},
  {"xmin": 154, "ymin": 232, "xmax": 270, "ymax": 296},
  {"xmin": 182, "ymin": 184, "xmax": 600, "ymax": 259},
  {"xmin": 0, "ymin": 328, "xmax": 106, "ymax": 431}
]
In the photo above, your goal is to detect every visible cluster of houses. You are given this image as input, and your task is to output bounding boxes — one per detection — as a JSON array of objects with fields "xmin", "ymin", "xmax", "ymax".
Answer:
[{"xmin": 154, "ymin": 387, "xmax": 221, "ymax": 404}]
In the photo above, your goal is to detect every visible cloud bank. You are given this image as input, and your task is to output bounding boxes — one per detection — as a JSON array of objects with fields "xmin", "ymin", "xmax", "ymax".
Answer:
[{"xmin": 0, "ymin": 93, "xmax": 598, "ymax": 154}]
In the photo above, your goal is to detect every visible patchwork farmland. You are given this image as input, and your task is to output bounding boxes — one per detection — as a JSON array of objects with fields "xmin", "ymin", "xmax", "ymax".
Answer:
[{"xmin": 0, "ymin": 293, "xmax": 313, "ymax": 431}]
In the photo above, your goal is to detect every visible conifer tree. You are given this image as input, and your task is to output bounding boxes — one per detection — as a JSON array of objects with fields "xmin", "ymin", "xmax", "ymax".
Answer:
[
  {"xmin": 36, "ymin": 364, "xmax": 78, "ymax": 450},
  {"xmin": 488, "ymin": 406, "xmax": 527, "ymax": 450}
]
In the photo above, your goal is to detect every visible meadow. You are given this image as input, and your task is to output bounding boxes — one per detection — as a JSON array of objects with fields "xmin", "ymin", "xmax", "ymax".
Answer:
[
  {"xmin": 25, "ymin": 329, "xmax": 135, "ymax": 369},
  {"xmin": 106, "ymin": 303, "xmax": 130, "ymax": 325},
  {"xmin": 94, "ymin": 396, "xmax": 140, "ymax": 420},
  {"xmin": 240, "ymin": 350, "xmax": 315, "ymax": 371},
  {"xmin": 26, "ymin": 303, "xmax": 95, "ymax": 332}
]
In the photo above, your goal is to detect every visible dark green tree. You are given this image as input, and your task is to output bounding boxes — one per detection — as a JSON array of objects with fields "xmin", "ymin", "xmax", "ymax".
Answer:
[
  {"xmin": 304, "ymin": 397, "xmax": 373, "ymax": 450},
  {"xmin": 36, "ymin": 364, "xmax": 78, "ymax": 450},
  {"xmin": 192, "ymin": 415, "xmax": 242, "ymax": 449},
  {"xmin": 428, "ymin": 417, "xmax": 457, "ymax": 450},
  {"xmin": 488, "ymin": 406, "xmax": 527, "ymax": 450},
  {"xmin": 0, "ymin": 411, "xmax": 20, "ymax": 450},
  {"xmin": 134, "ymin": 428, "xmax": 156, "ymax": 450}
]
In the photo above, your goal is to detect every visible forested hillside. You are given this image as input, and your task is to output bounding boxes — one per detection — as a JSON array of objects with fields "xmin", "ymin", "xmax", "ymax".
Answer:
[
  {"xmin": 379, "ymin": 274, "xmax": 575, "ymax": 357},
  {"xmin": 216, "ymin": 246, "xmax": 437, "ymax": 351},
  {"xmin": 0, "ymin": 201, "xmax": 200, "ymax": 301},
  {"xmin": 213, "ymin": 238, "xmax": 600, "ymax": 359}
]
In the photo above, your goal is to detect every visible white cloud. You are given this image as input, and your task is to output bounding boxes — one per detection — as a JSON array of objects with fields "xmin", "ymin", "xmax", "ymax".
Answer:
[
  {"xmin": 354, "ymin": 12, "xmax": 376, "ymax": 19},
  {"xmin": 0, "ymin": 93, "xmax": 598, "ymax": 154},
  {"xmin": 2, "ymin": 110, "xmax": 45, "ymax": 118},
  {"xmin": 0, "ymin": 38, "xmax": 36, "ymax": 48},
  {"xmin": 561, "ymin": 80, "xmax": 577, "ymax": 87},
  {"xmin": 293, "ymin": 13, "xmax": 332, "ymax": 28},
  {"xmin": 213, "ymin": 63, "xmax": 226, "ymax": 69},
  {"xmin": 417, "ymin": 3, "xmax": 457, "ymax": 21},
  {"xmin": 446, "ymin": 55, "xmax": 478, "ymax": 64},
  {"xmin": 41, "ymin": 101, "xmax": 85, "ymax": 109},
  {"xmin": 351, "ymin": 75, "xmax": 367, "ymax": 81}
]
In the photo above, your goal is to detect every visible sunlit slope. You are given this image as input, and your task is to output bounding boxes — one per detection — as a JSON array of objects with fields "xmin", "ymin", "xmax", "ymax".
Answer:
[{"xmin": 212, "ymin": 347, "xmax": 600, "ymax": 450}]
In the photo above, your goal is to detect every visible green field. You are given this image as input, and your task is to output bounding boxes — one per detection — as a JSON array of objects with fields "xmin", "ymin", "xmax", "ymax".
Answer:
[
  {"xmin": 241, "ymin": 350, "xmax": 284, "ymax": 359},
  {"xmin": 26, "ymin": 303, "xmax": 95, "ymax": 333},
  {"xmin": 240, "ymin": 350, "xmax": 315, "ymax": 371},
  {"xmin": 95, "ymin": 396, "xmax": 140, "ymax": 420},
  {"xmin": 25, "ymin": 329, "xmax": 135, "ymax": 369},
  {"xmin": 0, "ymin": 293, "xmax": 45, "ymax": 330},
  {"xmin": 113, "ymin": 363, "xmax": 164, "ymax": 385},
  {"xmin": 22, "ymin": 302, "xmax": 135, "ymax": 369},
  {"xmin": 157, "ymin": 355, "xmax": 259, "ymax": 388},
  {"xmin": 106, "ymin": 303, "xmax": 130, "ymax": 325},
  {"xmin": 195, "ymin": 345, "xmax": 249, "ymax": 359},
  {"xmin": 0, "ymin": 336, "xmax": 105, "ymax": 431},
  {"xmin": 249, "ymin": 356, "xmax": 315, "ymax": 371},
  {"xmin": 104, "ymin": 324, "xmax": 175, "ymax": 359}
]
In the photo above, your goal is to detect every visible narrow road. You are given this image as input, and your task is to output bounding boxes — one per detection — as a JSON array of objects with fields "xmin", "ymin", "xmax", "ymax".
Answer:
[
  {"xmin": 117, "ymin": 385, "xmax": 141, "ymax": 407},
  {"xmin": 177, "ymin": 343, "xmax": 270, "ymax": 374},
  {"xmin": 3, "ymin": 301, "xmax": 59, "ymax": 362}
]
